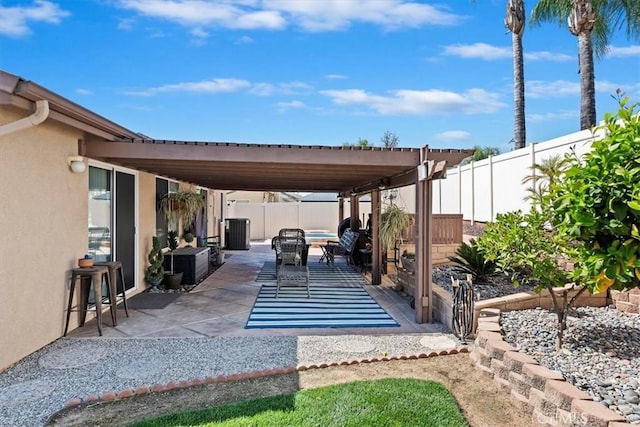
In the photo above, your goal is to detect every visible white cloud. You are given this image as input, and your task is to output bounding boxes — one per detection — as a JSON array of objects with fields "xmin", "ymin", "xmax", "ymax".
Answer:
[
  {"xmin": 235, "ymin": 35, "xmax": 254, "ymax": 44},
  {"xmin": 527, "ymin": 80, "xmax": 579, "ymax": 98},
  {"xmin": 525, "ymin": 51, "xmax": 573, "ymax": 61},
  {"xmin": 276, "ymin": 100, "xmax": 305, "ymax": 113},
  {"xmin": 324, "ymin": 74, "xmax": 347, "ymax": 80},
  {"xmin": 434, "ymin": 130, "xmax": 471, "ymax": 141},
  {"xmin": 190, "ymin": 27, "xmax": 209, "ymax": 39},
  {"xmin": 527, "ymin": 79, "xmax": 640, "ymax": 99},
  {"xmin": 118, "ymin": 17, "xmax": 135, "ymax": 30},
  {"xmin": 125, "ymin": 78, "xmax": 251, "ymax": 96},
  {"xmin": 319, "ymin": 88, "xmax": 505, "ymax": 115},
  {"xmin": 264, "ymin": 0, "xmax": 464, "ymax": 32},
  {"xmin": 116, "ymin": 0, "xmax": 464, "ymax": 32},
  {"xmin": 527, "ymin": 110, "xmax": 576, "ymax": 123},
  {"xmin": 117, "ymin": 0, "xmax": 285, "ymax": 29},
  {"xmin": 443, "ymin": 43, "xmax": 511, "ymax": 60},
  {"xmin": 280, "ymin": 81, "xmax": 313, "ymax": 94},
  {"xmin": 0, "ymin": 0, "xmax": 70, "ymax": 37},
  {"xmin": 607, "ymin": 45, "xmax": 640, "ymax": 58},
  {"xmin": 126, "ymin": 78, "xmax": 315, "ymax": 97},
  {"xmin": 442, "ymin": 43, "xmax": 572, "ymax": 61},
  {"xmin": 75, "ymin": 88, "xmax": 93, "ymax": 96},
  {"xmin": 249, "ymin": 83, "xmax": 276, "ymax": 96}
]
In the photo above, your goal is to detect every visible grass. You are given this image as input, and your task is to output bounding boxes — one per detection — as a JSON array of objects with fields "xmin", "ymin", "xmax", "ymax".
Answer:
[{"xmin": 130, "ymin": 378, "xmax": 468, "ymax": 427}]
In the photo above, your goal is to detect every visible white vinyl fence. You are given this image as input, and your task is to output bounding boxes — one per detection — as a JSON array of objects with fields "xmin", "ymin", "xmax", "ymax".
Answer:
[
  {"xmin": 225, "ymin": 127, "xmax": 602, "ymax": 237},
  {"xmin": 432, "ymin": 128, "xmax": 600, "ymax": 223}
]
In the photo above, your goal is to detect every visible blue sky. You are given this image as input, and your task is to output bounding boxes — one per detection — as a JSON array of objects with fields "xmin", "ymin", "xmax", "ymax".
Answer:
[{"xmin": 1, "ymin": 1, "xmax": 639, "ymax": 152}]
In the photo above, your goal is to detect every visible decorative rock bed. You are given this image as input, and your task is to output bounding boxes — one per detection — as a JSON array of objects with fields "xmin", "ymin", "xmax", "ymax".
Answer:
[{"xmin": 472, "ymin": 308, "xmax": 638, "ymax": 426}]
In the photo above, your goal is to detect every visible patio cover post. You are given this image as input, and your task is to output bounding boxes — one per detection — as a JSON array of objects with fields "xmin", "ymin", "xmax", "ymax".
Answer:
[
  {"xmin": 371, "ymin": 189, "xmax": 381, "ymax": 285},
  {"xmin": 415, "ymin": 146, "xmax": 433, "ymax": 323},
  {"xmin": 350, "ymin": 194, "xmax": 359, "ymax": 231},
  {"xmin": 338, "ymin": 195, "xmax": 344, "ymax": 224}
]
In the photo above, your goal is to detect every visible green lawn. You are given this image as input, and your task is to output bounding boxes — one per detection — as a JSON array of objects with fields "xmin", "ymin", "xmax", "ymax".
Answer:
[{"xmin": 130, "ymin": 378, "xmax": 468, "ymax": 427}]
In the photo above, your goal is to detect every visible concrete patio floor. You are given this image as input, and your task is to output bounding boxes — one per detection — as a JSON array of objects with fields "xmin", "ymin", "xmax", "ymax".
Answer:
[{"xmin": 66, "ymin": 241, "xmax": 447, "ymax": 339}]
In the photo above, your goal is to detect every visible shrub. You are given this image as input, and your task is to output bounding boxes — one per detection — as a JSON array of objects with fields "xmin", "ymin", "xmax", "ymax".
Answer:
[
  {"xmin": 477, "ymin": 210, "xmax": 579, "ymax": 349},
  {"xmin": 447, "ymin": 239, "xmax": 496, "ymax": 282},
  {"xmin": 550, "ymin": 92, "xmax": 640, "ymax": 293},
  {"xmin": 144, "ymin": 237, "xmax": 164, "ymax": 285}
]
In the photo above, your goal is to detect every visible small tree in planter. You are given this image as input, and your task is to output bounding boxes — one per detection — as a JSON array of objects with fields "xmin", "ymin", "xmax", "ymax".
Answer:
[
  {"xmin": 144, "ymin": 237, "xmax": 164, "ymax": 290},
  {"xmin": 477, "ymin": 209, "xmax": 577, "ymax": 349}
]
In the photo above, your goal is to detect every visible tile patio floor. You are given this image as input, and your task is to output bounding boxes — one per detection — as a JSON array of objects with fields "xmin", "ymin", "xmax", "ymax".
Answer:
[{"xmin": 66, "ymin": 241, "xmax": 446, "ymax": 339}]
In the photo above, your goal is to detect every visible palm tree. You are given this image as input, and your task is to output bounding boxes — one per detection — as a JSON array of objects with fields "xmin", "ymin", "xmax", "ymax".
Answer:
[
  {"xmin": 521, "ymin": 153, "xmax": 570, "ymax": 209},
  {"xmin": 530, "ymin": 0, "xmax": 640, "ymax": 130},
  {"xmin": 505, "ymin": 0, "xmax": 527, "ymax": 149}
]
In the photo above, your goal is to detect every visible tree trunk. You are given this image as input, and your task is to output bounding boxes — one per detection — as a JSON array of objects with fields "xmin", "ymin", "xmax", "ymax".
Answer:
[
  {"xmin": 578, "ymin": 31, "xmax": 596, "ymax": 129},
  {"xmin": 512, "ymin": 31, "xmax": 526, "ymax": 149}
]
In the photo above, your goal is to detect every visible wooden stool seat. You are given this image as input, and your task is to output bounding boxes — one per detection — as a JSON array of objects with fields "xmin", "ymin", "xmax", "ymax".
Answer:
[
  {"xmin": 64, "ymin": 266, "xmax": 113, "ymax": 336},
  {"xmin": 95, "ymin": 261, "xmax": 129, "ymax": 325}
]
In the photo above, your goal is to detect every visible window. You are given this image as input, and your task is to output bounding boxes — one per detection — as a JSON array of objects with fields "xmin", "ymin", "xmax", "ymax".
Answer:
[
  {"xmin": 88, "ymin": 167, "xmax": 112, "ymax": 262},
  {"xmin": 155, "ymin": 178, "xmax": 179, "ymax": 248}
]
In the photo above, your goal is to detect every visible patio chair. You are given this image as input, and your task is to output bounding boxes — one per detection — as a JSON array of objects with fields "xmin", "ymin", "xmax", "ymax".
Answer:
[
  {"xmin": 278, "ymin": 228, "xmax": 305, "ymax": 239},
  {"xmin": 272, "ymin": 235, "xmax": 309, "ymax": 298}
]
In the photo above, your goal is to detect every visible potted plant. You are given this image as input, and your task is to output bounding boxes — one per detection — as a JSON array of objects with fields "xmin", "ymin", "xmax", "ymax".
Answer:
[
  {"xmin": 144, "ymin": 237, "xmax": 165, "ymax": 290},
  {"xmin": 164, "ymin": 230, "xmax": 183, "ymax": 290},
  {"xmin": 160, "ymin": 191, "xmax": 205, "ymax": 235},
  {"xmin": 380, "ymin": 204, "xmax": 411, "ymax": 250},
  {"xmin": 400, "ymin": 250, "xmax": 416, "ymax": 274}
]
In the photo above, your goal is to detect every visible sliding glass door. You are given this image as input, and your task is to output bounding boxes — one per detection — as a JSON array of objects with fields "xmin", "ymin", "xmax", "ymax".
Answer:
[{"xmin": 88, "ymin": 165, "xmax": 137, "ymax": 292}]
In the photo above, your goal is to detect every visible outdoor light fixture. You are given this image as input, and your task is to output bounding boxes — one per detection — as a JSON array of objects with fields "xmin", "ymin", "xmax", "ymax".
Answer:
[
  {"xmin": 417, "ymin": 162, "xmax": 428, "ymax": 181},
  {"xmin": 378, "ymin": 178, "xmax": 390, "ymax": 190},
  {"xmin": 67, "ymin": 156, "xmax": 86, "ymax": 173}
]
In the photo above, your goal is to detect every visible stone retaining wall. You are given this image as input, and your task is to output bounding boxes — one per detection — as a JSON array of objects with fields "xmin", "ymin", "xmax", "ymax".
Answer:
[
  {"xmin": 471, "ymin": 308, "xmax": 632, "ymax": 427},
  {"xmin": 610, "ymin": 289, "xmax": 640, "ymax": 314},
  {"xmin": 431, "ymin": 283, "xmax": 607, "ymax": 335}
]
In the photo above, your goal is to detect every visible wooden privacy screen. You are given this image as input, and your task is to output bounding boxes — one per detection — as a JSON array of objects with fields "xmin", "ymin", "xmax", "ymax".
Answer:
[{"xmin": 401, "ymin": 214, "xmax": 463, "ymax": 245}]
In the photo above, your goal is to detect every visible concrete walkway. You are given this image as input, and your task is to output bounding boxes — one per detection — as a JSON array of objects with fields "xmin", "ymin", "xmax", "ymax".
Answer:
[{"xmin": 0, "ymin": 242, "xmax": 465, "ymax": 426}]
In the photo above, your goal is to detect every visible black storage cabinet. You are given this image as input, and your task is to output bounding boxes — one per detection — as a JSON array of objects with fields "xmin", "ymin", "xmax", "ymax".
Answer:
[
  {"xmin": 164, "ymin": 247, "xmax": 210, "ymax": 285},
  {"xmin": 225, "ymin": 218, "xmax": 251, "ymax": 250}
]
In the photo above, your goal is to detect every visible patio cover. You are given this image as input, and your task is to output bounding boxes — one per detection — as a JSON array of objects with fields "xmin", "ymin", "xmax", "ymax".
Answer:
[{"xmin": 2, "ymin": 69, "xmax": 474, "ymax": 324}]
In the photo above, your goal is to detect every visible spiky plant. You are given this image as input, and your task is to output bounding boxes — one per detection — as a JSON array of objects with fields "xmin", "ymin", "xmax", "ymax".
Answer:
[{"xmin": 448, "ymin": 239, "xmax": 496, "ymax": 282}]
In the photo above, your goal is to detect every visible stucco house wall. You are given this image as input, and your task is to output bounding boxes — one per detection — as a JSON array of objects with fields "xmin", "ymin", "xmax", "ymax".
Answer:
[
  {"xmin": 0, "ymin": 106, "xmax": 91, "ymax": 369},
  {"xmin": 0, "ymin": 102, "xmax": 220, "ymax": 371}
]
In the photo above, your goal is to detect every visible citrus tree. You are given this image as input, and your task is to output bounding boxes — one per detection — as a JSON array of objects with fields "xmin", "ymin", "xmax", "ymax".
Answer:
[
  {"xmin": 476, "ymin": 209, "xmax": 579, "ymax": 348},
  {"xmin": 550, "ymin": 92, "xmax": 640, "ymax": 294}
]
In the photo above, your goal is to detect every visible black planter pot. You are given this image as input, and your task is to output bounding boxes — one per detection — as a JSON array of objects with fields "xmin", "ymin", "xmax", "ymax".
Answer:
[{"xmin": 163, "ymin": 272, "xmax": 184, "ymax": 290}]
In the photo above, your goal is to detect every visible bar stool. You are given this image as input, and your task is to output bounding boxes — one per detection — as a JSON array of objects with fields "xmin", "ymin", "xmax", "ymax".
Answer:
[
  {"xmin": 95, "ymin": 261, "xmax": 129, "ymax": 325},
  {"xmin": 64, "ymin": 266, "xmax": 113, "ymax": 336}
]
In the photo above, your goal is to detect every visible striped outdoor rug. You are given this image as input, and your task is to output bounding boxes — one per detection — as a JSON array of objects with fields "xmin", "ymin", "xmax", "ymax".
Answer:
[
  {"xmin": 255, "ymin": 260, "xmax": 367, "ymax": 286},
  {"xmin": 245, "ymin": 285, "xmax": 400, "ymax": 329}
]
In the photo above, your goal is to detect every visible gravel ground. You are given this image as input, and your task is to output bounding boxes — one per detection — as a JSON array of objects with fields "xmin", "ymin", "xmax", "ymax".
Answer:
[
  {"xmin": 501, "ymin": 307, "xmax": 640, "ymax": 424},
  {"xmin": 433, "ymin": 266, "xmax": 536, "ymax": 300},
  {"xmin": 433, "ymin": 263, "xmax": 640, "ymax": 424},
  {"xmin": 0, "ymin": 333, "xmax": 459, "ymax": 427}
]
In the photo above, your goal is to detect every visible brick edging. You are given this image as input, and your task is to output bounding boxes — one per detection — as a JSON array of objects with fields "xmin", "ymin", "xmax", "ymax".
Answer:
[
  {"xmin": 59, "ymin": 347, "xmax": 470, "ymax": 410},
  {"xmin": 471, "ymin": 308, "xmax": 632, "ymax": 427}
]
